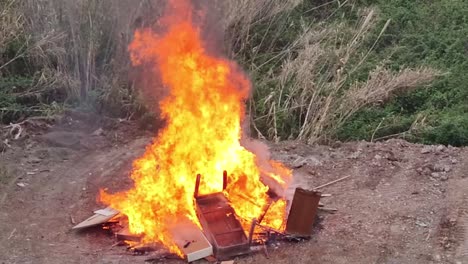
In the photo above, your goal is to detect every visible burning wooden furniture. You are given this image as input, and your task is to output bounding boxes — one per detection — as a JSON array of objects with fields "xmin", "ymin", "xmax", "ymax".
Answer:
[
  {"xmin": 73, "ymin": 177, "xmax": 327, "ymax": 262},
  {"xmin": 285, "ymin": 188, "xmax": 321, "ymax": 237},
  {"xmin": 72, "ymin": 207, "xmax": 119, "ymax": 230},
  {"xmin": 172, "ymin": 223, "xmax": 214, "ymax": 262},
  {"xmin": 194, "ymin": 172, "xmax": 252, "ymax": 260}
]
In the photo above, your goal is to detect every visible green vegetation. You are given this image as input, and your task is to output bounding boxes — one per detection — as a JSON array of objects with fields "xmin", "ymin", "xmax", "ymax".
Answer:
[
  {"xmin": 338, "ymin": 0, "xmax": 468, "ymax": 146},
  {"xmin": 226, "ymin": 1, "xmax": 437, "ymax": 143},
  {"xmin": 1, "ymin": 0, "xmax": 467, "ymax": 146}
]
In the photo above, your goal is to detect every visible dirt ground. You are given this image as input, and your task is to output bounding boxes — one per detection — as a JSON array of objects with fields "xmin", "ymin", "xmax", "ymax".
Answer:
[{"xmin": 0, "ymin": 114, "xmax": 467, "ymax": 264}]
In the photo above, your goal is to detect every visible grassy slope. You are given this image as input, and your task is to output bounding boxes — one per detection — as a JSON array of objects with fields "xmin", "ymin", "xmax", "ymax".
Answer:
[
  {"xmin": 1, "ymin": 0, "xmax": 467, "ymax": 146},
  {"xmin": 338, "ymin": 0, "xmax": 468, "ymax": 146}
]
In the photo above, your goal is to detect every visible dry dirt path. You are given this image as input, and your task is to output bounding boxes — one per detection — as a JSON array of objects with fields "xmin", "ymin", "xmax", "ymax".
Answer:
[
  {"xmin": 0, "ymin": 124, "xmax": 467, "ymax": 264},
  {"xmin": 0, "ymin": 126, "xmax": 151, "ymax": 264}
]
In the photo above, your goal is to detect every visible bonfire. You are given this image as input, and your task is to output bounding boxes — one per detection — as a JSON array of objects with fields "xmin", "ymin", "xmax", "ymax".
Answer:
[{"xmin": 99, "ymin": 0, "xmax": 292, "ymax": 258}]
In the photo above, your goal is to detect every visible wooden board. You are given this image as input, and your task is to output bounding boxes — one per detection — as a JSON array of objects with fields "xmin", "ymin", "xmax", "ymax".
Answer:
[
  {"xmin": 72, "ymin": 207, "xmax": 119, "ymax": 229},
  {"xmin": 195, "ymin": 193, "xmax": 250, "ymax": 260},
  {"xmin": 172, "ymin": 223, "xmax": 213, "ymax": 262},
  {"xmin": 115, "ymin": 227, "xmax": 142, "ymax": 242}
]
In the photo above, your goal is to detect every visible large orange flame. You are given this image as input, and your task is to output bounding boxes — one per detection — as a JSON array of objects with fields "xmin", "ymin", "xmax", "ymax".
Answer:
[{"xmin": 100, "ymin": 0, "xmax": 291, "ymax": 255}]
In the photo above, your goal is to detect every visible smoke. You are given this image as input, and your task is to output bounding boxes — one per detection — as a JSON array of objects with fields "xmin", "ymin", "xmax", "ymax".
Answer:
[{"xmin": 240, "ymin": 135, "xmax": 291, "ymax": 197}]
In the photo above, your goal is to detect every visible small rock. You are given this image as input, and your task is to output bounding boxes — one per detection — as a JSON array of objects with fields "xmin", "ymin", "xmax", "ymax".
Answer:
[
  {"xmin": 386, "ymin": 152, "xmax": 400, "ymax": 161},
  {"xmin": 16, "ymin": 182, "xmax": 27, "ymax": 187},
  {"xmin": 374, "ymin": 154, "xmax": 382, "ymax": 160},
  {"xmin": 432, "ymin": 164, "xmax": 445, "ymax": 172},
  {"xmin": 92, "ymin": 128, "xmax": 104, "ymax": 136},
  {"xmin": 431, "ymin": 172, "xmax": 440, "ymax": 179},
  {"xmin": 443, "ymin": 166, "xmax": 451, "ymax": 172},
  {"xmin": 436, "ymin": 145, "xmax": 446, "ymax": 152},
  {"xmin": 349, "ymin": 150, "xmax": 362, "ymax": 159},
  {"xmin": 421, "ymin": 167, "xmax": 432, "ymax": 176},
  {"xmin": 27, "ymin": 157, "xmax": 42, "ymax": 164},
  {"xmin": 416, "ymin": 220, "xmax": 428, "ymax": 227},
  {"xmin": 451, "ymin": 158, "xmax": 458, "ymax": 164},
  {"xmin": 292, "ymin": 157, "xmax": 307, "ymax": 168},
  {"xmin": 440, "ymin": 174, "xmax": 448, "ymax": 181},
  {"xmin": 305, "ymin": 156, "xmax": 322, "ymax": 166},
  {"xmin": 421, "ymin": 147, "xmax": 432, "ymax": 154}
]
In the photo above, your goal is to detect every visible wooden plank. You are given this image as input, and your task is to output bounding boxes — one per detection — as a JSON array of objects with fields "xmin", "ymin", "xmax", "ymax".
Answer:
[
  {"xmin": 115, "ymin": 227, "xmax": 142, "ymax": 242},
  {"xmin": 195, "ymin": 193, "xmax": 250, "ymax": 260},
  {"xmin": 72, "ymin": 207, "xmax": 119, "ymax": 229},
  {"xmin": 313, "ymin": 176, "xmax": 351, "ymax": 190},
  {"xmin": 172, "ymin": 223, "xmax": 213, "ymax": 262}
]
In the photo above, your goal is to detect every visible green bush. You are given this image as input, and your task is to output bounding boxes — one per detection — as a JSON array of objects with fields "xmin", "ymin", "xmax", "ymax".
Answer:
[{"xmin": 339, "ymin": 0, "xmax": 468, "ymax": 145}]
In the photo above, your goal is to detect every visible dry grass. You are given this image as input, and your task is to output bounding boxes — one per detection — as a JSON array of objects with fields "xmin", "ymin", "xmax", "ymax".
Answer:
[
  {"xmin": 21, "ymin": 0, "xmax": 142, "ymax": 100},
  {"xmin": 230, "ymin": 4, "xmax": 440, "ymax": 144},
  {"xmin": 217, "ymin": 0, "xmax": 302, "ymax": 58},
  {"xmin": 0, "ymin": 0, "xmax": 25, "ymax": 72},
  {"xmin": 1, "ymin": 0, "xmax": 439, "ymax": 143},
  {"xmin": 1, "ymin": 0, "xmax": 157, "ymax": 117}
]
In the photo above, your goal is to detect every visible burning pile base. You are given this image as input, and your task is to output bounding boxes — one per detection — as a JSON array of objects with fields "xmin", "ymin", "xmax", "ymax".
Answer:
[{"xmin": 73, "ymin": 183, "xmax": 324, "ymax": 263}]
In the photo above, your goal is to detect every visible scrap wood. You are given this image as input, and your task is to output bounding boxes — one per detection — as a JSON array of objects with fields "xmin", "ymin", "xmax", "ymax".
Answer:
[
  {"xmin": 115, "ymin": 227, "xmax": 142, "ymax": 242},
  {"xmin": 144, "ymin": 253, "xmax": 181, "ymax": 262},
  {"xmin": 69, "ymin": 214, "xmax": 76, "ymax": 225},
  {"xmin": 253, "ymin": 222, "xmax": 285, "ymax": 236},
  {"xmin": 236, "ymin": 192, "xmax": 261, "ymax": 207},
  {"xmin": 257, "ymin": 199, "xmax": 272, "ymax": 224},
  {"xmin": 313, "ymin": 175, "xmax": 351, "ymax": 190},
  {"xmin": 72, "ymin": 207, "xmax": 120, "ymax": 229},
  {"xmin": 263, "ymin": 244, "xmax": 269, "ymax": 259},
  {"xmin": 111, "ymin": 241, "xmax": 126, "ymax": 248},
  {"xmin": 319, "ymin": 207, "xmax": 338, "ymax": 213},
  {"xmin": 130, "ymin": 244, "xmax": 160, "ymax": 255},
  {"xmin": 171, "ymin": 222, "xmax": 213, "ymax": 262},
  {"xmin": 7, "ymin": 228, "xmax": 16, "ymax": 240}
]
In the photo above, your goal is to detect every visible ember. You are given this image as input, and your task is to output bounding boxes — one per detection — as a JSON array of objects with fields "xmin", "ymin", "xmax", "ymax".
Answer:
[{"xmin": 98, "ymin": 0, "xmax": 292, "ymax": 259}]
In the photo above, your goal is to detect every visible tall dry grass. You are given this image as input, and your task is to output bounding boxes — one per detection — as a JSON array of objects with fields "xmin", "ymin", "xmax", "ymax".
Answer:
[
  {"xmin": 23, "ymin": 0, "xmax": 143, "ymax": 103},
  {"xmin": 216, "ymin": 0, "xmax": 302, "ymax": 58},
  {"xmin": 1, "ymin": 0, "xmax": 160, "ymax": 117},
  {"xmin": 1, "ymin": 0, "xmax": 439, "ymax": 143},
  {"xmin": 222, "ymin": 4, "xmax": 439, "ymax": 144}
]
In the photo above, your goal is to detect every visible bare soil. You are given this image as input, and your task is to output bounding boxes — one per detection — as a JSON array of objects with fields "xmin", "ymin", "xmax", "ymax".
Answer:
[{"xmin": 0, "ymin": 115, "xmax": 467, "ymax": 264}]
